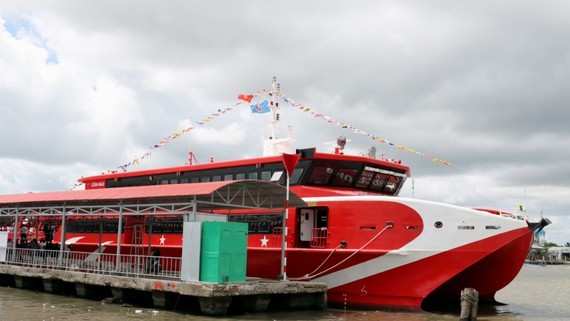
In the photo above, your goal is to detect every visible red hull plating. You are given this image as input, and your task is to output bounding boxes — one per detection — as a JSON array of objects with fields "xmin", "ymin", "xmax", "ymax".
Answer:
[{"xmin": 245, "ymin": 227, "xmax": 532, "ymax": 310}]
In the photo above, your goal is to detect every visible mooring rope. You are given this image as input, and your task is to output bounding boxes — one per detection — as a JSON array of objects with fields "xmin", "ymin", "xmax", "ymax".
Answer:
[{"xmin": 290, "ymin": 222, "xmax": 392, "ymax": 281}]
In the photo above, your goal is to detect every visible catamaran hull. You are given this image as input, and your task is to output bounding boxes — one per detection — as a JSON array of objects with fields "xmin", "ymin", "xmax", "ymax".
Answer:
[
  {"xmin": 57, "ymin": 196, "xmax": 534, "ymax": 311},
  {"xmin": 246, "ymin": 226, "xmax": 532, "ymax": 310}
]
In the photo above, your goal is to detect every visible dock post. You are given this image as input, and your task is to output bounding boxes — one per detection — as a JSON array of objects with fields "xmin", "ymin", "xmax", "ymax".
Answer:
[
  {"xmin": 459, "ymin": 288, "xmax": 479, "ymax": 321},
  {"xmin": 198, "ymin": 297, "xmax": 232, "ymax": 316},
  {"xmin": 243, "ymin": 294, "xmax": 271, "ymax": 312},
  {"xmin": 43, "ymin": 278, "xmax": 65, "ymax": 294}
]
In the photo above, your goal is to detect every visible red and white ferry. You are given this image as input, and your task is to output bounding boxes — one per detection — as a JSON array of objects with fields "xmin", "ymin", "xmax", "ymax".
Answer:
[
  {"xmin": 75, "ymin": 144, "xmax": 540, "ymax": 310},
  {"xmin": 72, "ymin": 85, "xmax": 548, "ymax": 310},
  {"xmin": 6, "ymin": 81, "xmax": 548, "ymax": 310}
]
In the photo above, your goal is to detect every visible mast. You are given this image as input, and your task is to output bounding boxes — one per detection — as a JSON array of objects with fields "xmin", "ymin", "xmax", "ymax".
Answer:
[
  {"xmin": 263, "ymin": 77, "xmax": 294, "ymax": 156},
  {"xmin": 270, "ymin": 76, "xmax": 279, "ymax": 139}
]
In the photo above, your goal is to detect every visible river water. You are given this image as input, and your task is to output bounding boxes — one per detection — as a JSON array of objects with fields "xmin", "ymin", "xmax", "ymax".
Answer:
[{"xmin": 0, "ymin": 264, "xmax": 568, "ymax": 321}]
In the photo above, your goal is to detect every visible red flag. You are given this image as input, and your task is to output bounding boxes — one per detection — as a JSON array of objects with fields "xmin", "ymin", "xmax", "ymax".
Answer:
[
  {"xmin": 282, "ymin": 153, "xmax": 301, "ymax": 177},
  {"xmin": 238, "ymin": 94, "xmax": 254, "ymax": 103}
]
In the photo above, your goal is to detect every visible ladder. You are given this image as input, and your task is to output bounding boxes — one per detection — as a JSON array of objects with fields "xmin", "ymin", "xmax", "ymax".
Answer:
[{"xmin": 128, "ymin": 216, "xmax": 145, "ymax": 273}]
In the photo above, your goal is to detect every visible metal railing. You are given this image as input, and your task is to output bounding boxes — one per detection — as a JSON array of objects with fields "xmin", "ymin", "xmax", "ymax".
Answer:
[
  {"xmin": 0, "ymin": 246, "xmax": 181, "ymax": 279},
  {"xmin": 310, "ymin": 228, "xmax": 328, "ymax": 248}
]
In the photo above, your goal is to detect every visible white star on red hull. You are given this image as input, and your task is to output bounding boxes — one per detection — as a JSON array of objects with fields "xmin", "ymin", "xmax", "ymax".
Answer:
[{"xmin": 260, "ymin": 235, "xmax": 269, "ymax": 247}]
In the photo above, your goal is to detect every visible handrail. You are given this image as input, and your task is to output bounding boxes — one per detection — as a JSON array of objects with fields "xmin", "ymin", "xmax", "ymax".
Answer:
[
  {"xmin": 310, "ymin": 228, "xmax": 328, "ymax": 248},
  {"xmin": 0, "ymin": 246, "xmax": 181, "ymax": 279}
]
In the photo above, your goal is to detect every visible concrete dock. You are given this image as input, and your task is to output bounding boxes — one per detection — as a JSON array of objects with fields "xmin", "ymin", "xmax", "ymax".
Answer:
[{"xmin": 0, "ymin": 264, "xmax": 326, "ymax": 316}]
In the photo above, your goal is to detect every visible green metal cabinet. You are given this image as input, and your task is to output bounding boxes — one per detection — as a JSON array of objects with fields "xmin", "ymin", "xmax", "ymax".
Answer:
[{"xmin": 199, "ymin": 221, "xmax": 248, "ymax": 283}]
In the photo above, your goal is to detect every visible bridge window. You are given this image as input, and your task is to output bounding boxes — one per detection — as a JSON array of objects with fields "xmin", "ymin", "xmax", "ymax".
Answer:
[
  {"xmin": 384, "ymin": 176, "xmax": 401, "ymax": 193},
  {"xmin": 291, "ymin": 168, "xmax": 304, "ymax": 184},
  {"xmin": 331, "ymin": 168, "xmax": 357, "ymax": 186},
  {"xmin": 370, "ymin": 173, "xmax": 389, "ymax": 191},
  {"xmin": 308, "ymin": 167, "xmax": 333, "ymax": 185},
  {"xmin": 355, "ymin": 169, "xmax": 375, "ymax": 188}
]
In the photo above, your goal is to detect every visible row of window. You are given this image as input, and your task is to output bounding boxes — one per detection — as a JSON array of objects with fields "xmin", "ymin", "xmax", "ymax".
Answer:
[
  {"xmin": 107, "ymin": 160, "xmax": 406, "ymax": 195},
  {"xmin": 66, "ymin": 219, "xmax": 124, "ymax": 233},
  {"xmin": 157, "ymin": 168, "xmax": 303, "ymax": 186},
  {"xmin": 229, "ymin": 214, "xmax": 283, "ymax": 234},
  {"xmin": 63, "ymin": 215, "xmax": 285, "ymax": 235}
]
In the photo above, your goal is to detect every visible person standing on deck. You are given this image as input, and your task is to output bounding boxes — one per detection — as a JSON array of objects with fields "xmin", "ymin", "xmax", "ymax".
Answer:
[{"xmin": 19, "ymin": 224, "xmax": 28, "ymax": 244}]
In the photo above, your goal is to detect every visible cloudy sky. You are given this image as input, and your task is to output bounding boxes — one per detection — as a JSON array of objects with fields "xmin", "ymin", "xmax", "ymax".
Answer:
[{"xmin": 1, "ymin": 1, "xmax": 569, "ymax": 244}]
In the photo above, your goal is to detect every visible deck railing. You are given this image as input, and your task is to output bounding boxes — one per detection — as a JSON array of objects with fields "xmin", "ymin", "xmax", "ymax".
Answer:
[
  {"xmin": 310, "ymin": 228, "xmax": 328, "ymax": 248},
  {"xmin": 0, "ymin": 246, "xmax": 181, "ymax": 279}
]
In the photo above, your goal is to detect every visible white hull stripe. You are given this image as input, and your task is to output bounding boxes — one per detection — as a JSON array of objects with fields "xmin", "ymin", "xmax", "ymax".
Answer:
[{"xmin": 306, "ymin": 195, "xmax": 528, "ymax": 289}]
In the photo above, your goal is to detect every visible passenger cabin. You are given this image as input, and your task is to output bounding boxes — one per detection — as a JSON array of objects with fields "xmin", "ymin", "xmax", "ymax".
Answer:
[{"xmin": 76, "ymin": 148, "xmax": 410, "ymax": 248}]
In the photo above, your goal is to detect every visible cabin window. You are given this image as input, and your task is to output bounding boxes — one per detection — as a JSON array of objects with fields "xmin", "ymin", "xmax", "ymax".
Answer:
[
  {"xmin": 308, "ymin": 166, "xmax": 333, "ymax": 185},
  {"xmin": 212, "ymin": 175, "xmax": 222, "ymax": 182},
  {"xmin": 236, "ymin": 173, "xmax": 246, "ymax": 180},
  {"xmin": 201, "ymin": 176, "xmax": 210, "ymax": 182},
  {"xmin": 248, "ymin": 172, "xmax": 259, "ymax": 180},
  {"xmin": 191, "ymin": 177, "xmax": 199, "ymax": 183},
  {"xmin": 180, "ymin": 178, "xmax": 189, "ymax": 184},
  {"xmin": 160, "ymin": 179, "xmax": 169, "ymax": 185},
  {"xmin": 261, "ymin": 171, "xmax": 272, "ymax": 181},
  {"xmin": 271, "ymin": 171, "xmax": 284, "ymax": 182},
  {"xmin": 224, "ymin": 174, "xmax": 233, "ymax": 181},
  {"xmin": 67, "ymin": 218, "xmax": 125, "ymax": 233},
  {"xmin": 170, "ymin": 179, "xmax": 178, "ymax": 184},
  {"xmin": 228, "ymin": 214, "xmax": 283, "ymax": 234},
  {"xmin": 146, "ymin": 216, "xmax": 183, "ymax": 234}
]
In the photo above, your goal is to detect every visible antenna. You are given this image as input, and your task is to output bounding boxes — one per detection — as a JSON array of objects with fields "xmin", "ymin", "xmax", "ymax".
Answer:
[
  {"xmin": 188, "ymin": 152, "xmax": 198, "ymax": 165},
  {"xmin": 412, "ymin": 177, "xmax": 415, "ymax": 199},
  {"xmin": 367, "ymin": 146, "xmax": 377, "ymax": 159}
]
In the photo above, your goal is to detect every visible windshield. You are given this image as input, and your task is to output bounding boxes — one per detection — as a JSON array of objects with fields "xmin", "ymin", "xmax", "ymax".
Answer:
[{"xmin": 306, "ymin": 162, "xmax": 406, "ymax": 195}]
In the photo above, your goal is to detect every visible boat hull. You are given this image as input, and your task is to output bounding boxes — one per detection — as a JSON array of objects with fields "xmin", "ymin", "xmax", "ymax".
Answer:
[
  {"xmin": 53, "ymin": 195, "xmax": 534, "ymax": 311},
  {"xmin": 244, "ymin": 225, "xmax": 532, "ymax": 310}
]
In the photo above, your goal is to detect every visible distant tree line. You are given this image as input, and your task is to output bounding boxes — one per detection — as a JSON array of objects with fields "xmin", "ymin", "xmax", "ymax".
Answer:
[{"xmin": 542, "ymin": 241, "xmax": 570, "ymax": 248}]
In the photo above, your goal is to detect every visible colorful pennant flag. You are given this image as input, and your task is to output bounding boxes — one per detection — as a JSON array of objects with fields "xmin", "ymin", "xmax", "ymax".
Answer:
[
  {"xmin": 72, "ymin": 86, "xmax": 455, "ymax": 190},
  {"xmin": 72, "ymin": 89, "xmax": 268, "ymax": 189},
  {"xmin": 238, "ymin": 94, "xmax": 254, "ymax": 103},
  {"xmin": 278, "ymin": 93, "xmax": 457, "ymax": 167},
  {"xmin": 250, "ymin": 100, "xmax": 271, "ymax": 113}
]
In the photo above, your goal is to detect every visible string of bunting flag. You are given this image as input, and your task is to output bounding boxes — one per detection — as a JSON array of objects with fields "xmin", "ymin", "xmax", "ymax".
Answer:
[
  {"xmin": 70, "ymin": 90, "xmax": 267, "ymax": 189},
  {"xmin": 278, "ymin": 93, "xmax": 456, "ymax": 167},
  {"xmin": 70, "ymin": 86, "xmax": 455, "ymax": 190}
]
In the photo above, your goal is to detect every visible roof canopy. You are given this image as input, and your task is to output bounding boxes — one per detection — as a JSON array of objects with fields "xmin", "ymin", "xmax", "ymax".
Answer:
[{"xmin": 0, "ymin": 181, "xmax": 306, "ymax": 216}]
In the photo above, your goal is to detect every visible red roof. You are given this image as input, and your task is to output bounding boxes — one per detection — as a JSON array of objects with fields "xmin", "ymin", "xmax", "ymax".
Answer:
[{"xmin": 0, "ymin": 181, "xmax": 306, "ymax": 209}]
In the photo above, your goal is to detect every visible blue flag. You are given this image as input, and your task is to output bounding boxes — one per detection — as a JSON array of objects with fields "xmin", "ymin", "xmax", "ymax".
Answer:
[{"xmin": 250, "ymin": 100, "xmax": 271, "ymax": 113}]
